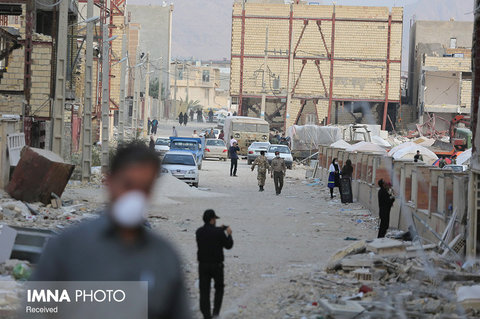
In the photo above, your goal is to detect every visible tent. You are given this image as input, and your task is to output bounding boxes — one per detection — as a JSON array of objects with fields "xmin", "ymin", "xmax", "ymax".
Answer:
[
  {"xmin": 371, "ymin": 135, "xmax": 391, "ymax": 147},
  {"xmin": 330, "ymin": 140, "xmax": 351, "ymax": 149},
  {"xmin": 388, "ymin": 142, "xmax": 438, "ymax": 165},
  {"xmin": 456, "ymin": 148, "xmax": 472, "ymax": 165},
  {"xmin": 345, "ymin": 141, "xmax": 387, "ymax": 154}
]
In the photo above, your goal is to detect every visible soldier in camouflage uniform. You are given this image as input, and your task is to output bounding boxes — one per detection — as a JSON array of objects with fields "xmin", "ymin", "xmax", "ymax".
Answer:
[
  {"xmin": 251, "ymin": 151, "xmax": 270, "ymax": 192},
  {"xmin": 271, "ymin": 151, "xmax": 287, "ymax": 195}
]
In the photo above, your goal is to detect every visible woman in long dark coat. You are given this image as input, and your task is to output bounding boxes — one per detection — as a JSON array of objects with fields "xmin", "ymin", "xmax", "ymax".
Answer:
[
  {"xmin": 183, "ymin": 113, "xmax": 188, "ymax": 126},
  {"xmin": 178, "ymin": 112, "xmax": 184, "ymax": 126}
]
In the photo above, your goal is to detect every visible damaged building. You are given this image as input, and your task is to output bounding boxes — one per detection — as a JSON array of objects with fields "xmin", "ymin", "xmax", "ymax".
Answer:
[
  {"xmin": 0, "ymin": 1, "xmax": 62, "ymax": 149},
  {"xmin": 230, "ymin": 1, "xmax": 403, "ymax": 131},
  {"xmin": 409, "ymin": 20, "xmax": 474, "ymax": 133}
]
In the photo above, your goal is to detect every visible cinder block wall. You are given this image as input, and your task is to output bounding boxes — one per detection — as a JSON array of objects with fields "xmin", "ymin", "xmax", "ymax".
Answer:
[{"xmin": 316, "ymin": 147, "xmax": 464, "ymax": 243}]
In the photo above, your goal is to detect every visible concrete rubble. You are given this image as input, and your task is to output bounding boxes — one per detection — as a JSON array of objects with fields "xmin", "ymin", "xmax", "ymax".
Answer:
[{"xmin": 267, "ymin": 237, "xmax": 480, "ymax": 318}]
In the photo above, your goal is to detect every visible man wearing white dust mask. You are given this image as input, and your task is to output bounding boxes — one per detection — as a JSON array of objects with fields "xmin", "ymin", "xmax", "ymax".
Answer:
[{"xmin": 32, "ymin": 141, "xmax": 191, "ymax": 319}]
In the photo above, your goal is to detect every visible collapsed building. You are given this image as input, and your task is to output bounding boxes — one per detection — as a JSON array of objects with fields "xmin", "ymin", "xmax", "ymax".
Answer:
[
  {"xmin": 408, "ymin": 20, "xmax": 473, "ymax": 134},
  {"xmin": 230, "ymin": 2, "xmax": 403, "ymax": 131}
]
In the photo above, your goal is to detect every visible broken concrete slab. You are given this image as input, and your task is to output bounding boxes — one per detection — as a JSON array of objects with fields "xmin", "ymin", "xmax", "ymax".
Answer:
[
  {"xmin": 340, "ymin": 254, "xmax": 380, "ymax": 271},
  {"xmin": 319, "ymin": 299, "xmax": 365, "ymax": 318},
  {"xmin": 0, "ymin": 201, "xmax": 30, "ymax": 218},
  {"xmin": 326, "ymin": 240, "xmax": 367, "ymax": 270},
  {"xmin": 6, "ymin": 147, "xmax": 74, "ymax": 205},
  {"xmin": 0, "ymin": 225, "xmax": 16, "ymax": 263},
  {"xmin": 9, "ymin": 225, "xmax": 57, "ymax": 263},
  {"xmin": 457, "ymin": 285, "xmax": 480, "ymax": 310},
  {"xmin": 366, "ymin": 238, "xmax": 406, "ymax": 255}
]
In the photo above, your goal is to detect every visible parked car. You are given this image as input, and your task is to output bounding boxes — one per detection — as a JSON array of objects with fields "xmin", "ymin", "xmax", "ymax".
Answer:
[
  {"xmin": 266, "ymin": 144, "xmax": 293, "ymax": 169},
  {"xmin": 205, "ymin": 139, "xmax": 228, "ymax": 160},
  {"xmin": 154, "ymin": 137, "xmax": 170, "ymax": 157},
  {"xmin": 161, "ymin": 151, "xmax": 199, "ymax": 187},
  {"xmin": 169, "ymin": 137, "xmax": 205, "ymax": 170},
  {"xmin": 247, "ymin": 141, "xmax": 271, "ymax": 165}
]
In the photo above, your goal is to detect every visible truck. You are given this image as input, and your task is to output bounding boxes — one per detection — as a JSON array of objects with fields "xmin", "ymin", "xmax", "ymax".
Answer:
[
  {"xmin": 223, "ymin": 116, "xmax": 270, "ymax": 155},
  {"xmin": 169, "ymin": 137, "xmax": 205, "ymax": 169}
]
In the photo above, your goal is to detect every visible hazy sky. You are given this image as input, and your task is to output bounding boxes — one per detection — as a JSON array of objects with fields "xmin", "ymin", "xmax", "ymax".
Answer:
[{"xmin": 126, "ymin": 0, "xmax": 474, "ymax": 61}]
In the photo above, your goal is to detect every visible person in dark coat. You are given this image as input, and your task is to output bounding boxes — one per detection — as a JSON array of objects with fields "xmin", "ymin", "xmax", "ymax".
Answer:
[
  {"xmin": 377, "ymin": 179, "xmax": 395, "ymax": 238},
  {"xmin": 208, "ymin": 109, "xmax": 214, "ymax": 123},
  {"xmin": 196, "ymin": 210, "xmax": 233, "ymax": 319},
  {"xmin": 179, "ymin": 112, "xmax": 184, "ymax": 126},
  {"xmin": 183, "ymin": 113, "xmax": 188, "ymax": 126},
  {"xmin": 197, "ymin": 110, "xmax": 203, "ymax": 122},
  {"xmin": 229, "ymin": 142, "xmax": 240, "ymax": 177},
  {"xmin": 341, "ymin": 159, "xmax": 354, "ymax": 179},
  {"xmin": 149, "ymin": 135, "xmax": 155, "ymax": 150},
  {"xmin": 327, "ymin": 158, "xmax": 340, "ymax": 199},
  {"xmin": 190, "ymin": 109, "xmax": 195, "ymax": 122}
]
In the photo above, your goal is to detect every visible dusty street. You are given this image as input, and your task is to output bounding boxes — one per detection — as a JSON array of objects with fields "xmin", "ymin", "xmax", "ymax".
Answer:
[
  {"xmin": 106, "ymin": 120, "xmax": 378, "ymax": 318},
  {"xmin": 149, "ymin": 159, "xmax": 377, "ymax": 318}
]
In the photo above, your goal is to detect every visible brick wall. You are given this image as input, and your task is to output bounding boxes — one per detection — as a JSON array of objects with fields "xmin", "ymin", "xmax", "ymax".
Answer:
[
  {"xmin": 424, "ymin": 56, "xmax": 471, "ymax": 72},
  {"xmin": 0, "ymin": 40, "xmax": 52, "ymax": 118}
]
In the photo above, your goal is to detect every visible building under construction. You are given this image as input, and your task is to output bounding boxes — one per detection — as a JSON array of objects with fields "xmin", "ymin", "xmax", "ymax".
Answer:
[{"xmin": 230, "ymin": 2, "xmax": 403, "ymax": 131}]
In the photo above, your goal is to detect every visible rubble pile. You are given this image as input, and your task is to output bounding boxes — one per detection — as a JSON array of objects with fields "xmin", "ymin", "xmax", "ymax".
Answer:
[
  {"xmin": 271, "ymin": 238, "xmax": 480, "ymax": 318},
  {"xmin": 0, "ymin": 189, "xmax": 100, "ymax": 229}
]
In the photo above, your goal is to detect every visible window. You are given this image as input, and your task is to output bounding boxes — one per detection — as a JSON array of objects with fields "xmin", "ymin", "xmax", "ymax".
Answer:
[
  {"xmin": 450, "ymin": 37, "xmax": 457, "ymax": 49},
  {"xmin": 257, "ymin": 124, "xmax": 270, "ymax": 133},
  {"xmin": 162, "ymin": 154, "xmax": 195, "ymax": 166},
  {"xmin": 171, "ymin": 141, "xmax": 197, "ymax": 150},
  {"xmin": 268, "ymin": 146, "xmax": 290, "ymax": 154},
  {"xmin": 244, "ymin": 123, "xmax": 257, "ymax": 132},
  {"xmin": 202, "ymin": 70, "xmax": 210, "ymax": 82},
  {"xmin": 232, "ymin": 123, "xmax": 245, "ymax": 131},
  {"xmin": 306, "ymin": 114, "xmax": 316, "ymax": 125},
  {"xmin": 155, "ymin": 138, "xmax": 169, "ymax": 146},
  {"xmin": 206, "ymin": 140, "xmax": 225, "ymax": 147}
]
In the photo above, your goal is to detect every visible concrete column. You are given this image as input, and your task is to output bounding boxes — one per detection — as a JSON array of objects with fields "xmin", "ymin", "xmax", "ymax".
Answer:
[
  {"xmin": 51, "ymin": 0, "xmax": 68, "ymax": 156},
  {"xmin": 437, "ymin": 175, "xmax": 445, "ymax": 215},
  {"xmin": 81, "ymin": 0, "xmax": 94, "ymax": 182},
  {"xmin": 100, "ymin": 25, "xmax": 110, "ymax": 174}
]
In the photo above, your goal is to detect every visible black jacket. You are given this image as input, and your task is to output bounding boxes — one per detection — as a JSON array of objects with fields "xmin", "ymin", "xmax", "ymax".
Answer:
[
  {"xmin": 229, "ymin": 146, "xmax": 240, "ymax": 160},
  {"xmin": 196, "ymin": 224, "xmax": 233, "ymax": 263},
  {"xmin": 341, "ymin": 164, "xmax": 353, "ymax": 178},
  {"xmin": 378, "ymin": 187, "xmax": 395, "ymax": 220}
]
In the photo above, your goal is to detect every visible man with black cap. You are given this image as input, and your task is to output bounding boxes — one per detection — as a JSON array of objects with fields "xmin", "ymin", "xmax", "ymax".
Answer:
[{"xmin": 196, "ymin": 210, "xmax": 233, "ymax": 319}]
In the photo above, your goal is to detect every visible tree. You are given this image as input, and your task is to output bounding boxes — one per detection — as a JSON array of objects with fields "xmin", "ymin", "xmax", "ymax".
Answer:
[{"xmin": 149, "ymin": 78, "xmax": 159, "ymax": 99}]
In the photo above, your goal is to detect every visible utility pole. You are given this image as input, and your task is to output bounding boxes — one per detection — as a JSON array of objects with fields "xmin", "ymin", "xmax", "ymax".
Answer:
[
  {"xmin": 132, "ymin": 51, "xmax": 140, "ymax": 133},
  {"xmin": 261, "ymin": 27, "xmax": 269, "ymax": 120},
  {"xmin": 118, "ymin": 33, "xmax": 127, "ymax": 142},
  {"xmin": 186, "ymin": 63, "xmax": 189, "ymax": 103},
  {"xmin": 144, "ymin": 52, "xmax": 150, "ymax": 136},
  {"xmin": 158, "ymin": 64, "xmax": 163, "ymax": 118},
  {"xmin": 81, "ymin": 0, "xmax": 94, "ymax": 182},
  {"xmin": 285, "ymin": 3, "xmax": 294, "ymax": 131},
  {"xmin": 51, "ymin": 0, "xmax": 68, "ymax": 156},
  {"xmin": 100, "ymin": 25, "xmax": 110, "ymax": 174},
  {"xmin": 174, "ymin": 61, "xmax": 178, "ymax": 118}
]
